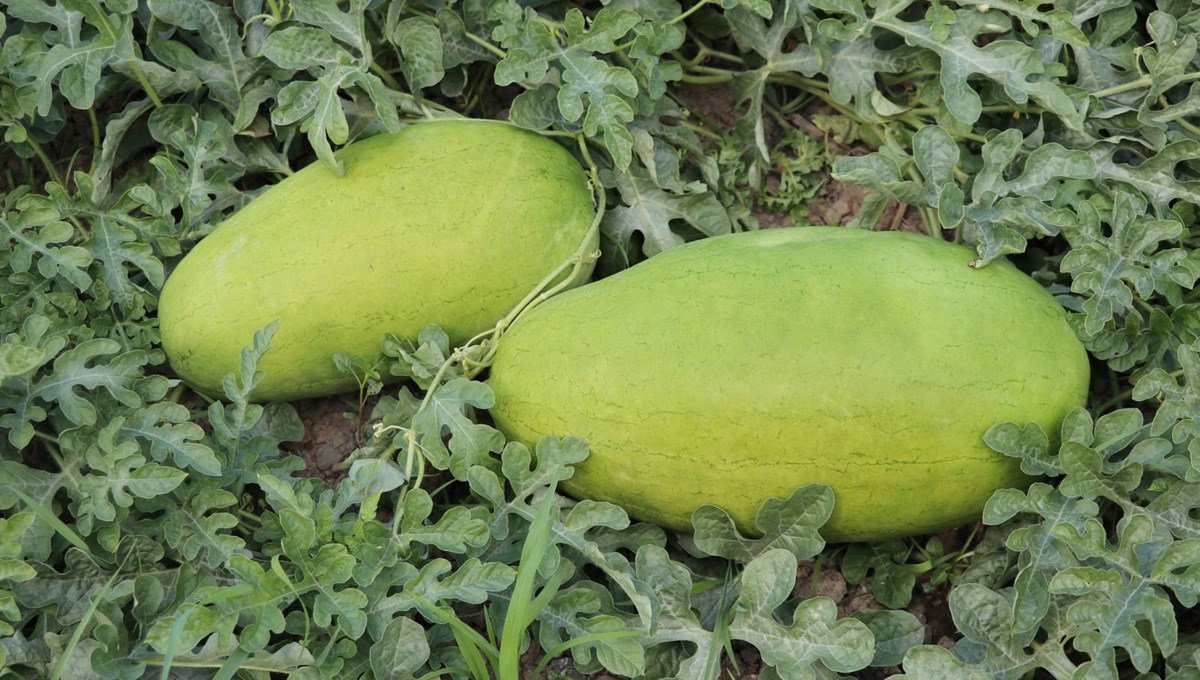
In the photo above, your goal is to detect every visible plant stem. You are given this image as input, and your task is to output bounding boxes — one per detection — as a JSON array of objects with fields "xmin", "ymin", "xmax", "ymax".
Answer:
[
  {"xmin": 669, "ymin": 0, "xmax": 712, "ymax": 26},
  {"xmin": 689, "ymin": 64, "xmax": 736, "ymax": 76},
  {"xmin": 464, "ymin": 31, "xmax": 508, "ymax": 59},
  {"xmin": 1092, "ymin": 71, "xmax": 1200, "ymax": 99},
  {"xmin": 1175, "ymin": 115, "xmax": 1200, "ymax": 138},
  {"xmin": 398, "ymin": 93, "xmax": 462, "ymax": 118},
  {"xmin": 762, "ymin": 96, "xmax": 790, "ymax": 128},
  {"xmin": 680, "ymin": 119, "xmax": 721, "ymax": 140},
  {"xmin": 903, "ymin": 112, "xmax": 986, "ymax": 143},
  {"xmin": 33, "ymin": 434, "xmax": 67, "ymax": 469},
  {"xmin": 466, "ymin": 135, "xmax": 606, "ymax": 369},
  {"xmin": 165, "ymin": 383, "xmax": 188, "ymax": 404},
  {"xmin": 903, "ymin": 162, "xmax": 938, "ymax": 234},
  {"xmin": 360, "ymin": 135, "xmax": 606, "ymax": 483},
  {"xmin": 773, "ymin": 73, "xmax": 831, "ymax": 92},
  {"xmin": 680, "ymin": 72, "xmax": 733, "ymax": 85},
  {"xmin": 369, "ymin": 61, "xmax": 404, "ymax": 91},
  {"xmin": 88, "ymin": 108, "xmax": 101, "ymax": 174},
  {"xmin": 909, "ymin": 104, "xmax": 1043, "ymax": 116},
  {"xmin": 779, "ymin": 91, "xmax": 815, "ymax": 114},
  {"xmin": 130, "ymin": 63, "xmax": 164, "ymax": 107},
  {"xmin": 237, "ymin": 509, "xmax": 263, "ymax": 527},
  {"xmin": 25, "ymin": 138, "xmax": 63, "ymax": 187},
  {"xmin": 1093, "ymin": 368, "xmax": 1184, "ymax": 412},
  {"xmin": 687, "ymin": 36, "xmax": 745, "ymax": 65},
  {"xmin": 85, "ymin": 0, "xmax": 162, "ymax": 106}
]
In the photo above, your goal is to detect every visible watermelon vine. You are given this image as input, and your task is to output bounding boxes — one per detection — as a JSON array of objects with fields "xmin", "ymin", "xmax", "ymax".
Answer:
[{"xmin": 1, "ymin": 0, "xmax": 1198, "ymax": 678}]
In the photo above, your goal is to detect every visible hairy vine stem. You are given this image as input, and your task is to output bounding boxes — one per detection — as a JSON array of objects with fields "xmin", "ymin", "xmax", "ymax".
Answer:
[{"xmin": 357, "ymin": 132, "xmax": 606, "ymax": 483}]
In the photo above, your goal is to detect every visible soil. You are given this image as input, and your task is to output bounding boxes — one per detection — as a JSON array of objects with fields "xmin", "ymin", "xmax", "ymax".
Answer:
[
  {"xmin": 678, "ymin": 83, "xmax": 743, "ymax": 133},
  {"xmin": 287, "ymin": 84, "xmax": 959, "ymax": 678},
  {"xmin": 675, "ymin": 85, "xmax": 923, "ymax": 234},
  {"xmin": 295, "ymin": 396, "xmax": 362, "ymax": 485}
]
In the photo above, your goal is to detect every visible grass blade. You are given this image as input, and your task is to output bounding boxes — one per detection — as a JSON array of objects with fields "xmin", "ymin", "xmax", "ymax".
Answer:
[
  {"xmin": 411, "ymin": 592, "xmax": 499, "ymax": 678},
  {"xmin": 10, "ymin": 487, "xmax": 94, "ymax": 559},
  {"xmin": 498, "ymin": 485, "xmax": 559, "ymax": 679},
  {"xmin": 50, "ymin": 570, "xmax": 120, "ymax": 680},
  {"xmin": 531, "ymin": 629, "xmax": 646, "ymax": 680}
]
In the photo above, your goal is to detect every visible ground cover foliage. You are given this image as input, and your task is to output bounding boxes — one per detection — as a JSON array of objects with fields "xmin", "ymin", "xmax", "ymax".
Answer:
[{"xmin": 1, "ymin": 0, "xmax": 1199, "ymax": 677}]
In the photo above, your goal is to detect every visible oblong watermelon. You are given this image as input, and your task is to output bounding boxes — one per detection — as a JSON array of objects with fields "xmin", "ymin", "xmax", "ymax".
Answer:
[
  {"xmin": 159, "ymin": 119, "xmax": 596, "ymax": 401},
  {"xmin": 487, "ymin": 227, "xmax": 1089, "ymax": 542}
]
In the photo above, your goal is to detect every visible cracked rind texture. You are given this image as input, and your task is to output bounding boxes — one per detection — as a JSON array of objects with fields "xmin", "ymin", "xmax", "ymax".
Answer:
[
  {"xmin": 487, "ymin": 227, "xmax": 1090, "ymax": 543},
  {"xmin": 159, "ymin": 119, "xmax": 596, "ymax": 401}
]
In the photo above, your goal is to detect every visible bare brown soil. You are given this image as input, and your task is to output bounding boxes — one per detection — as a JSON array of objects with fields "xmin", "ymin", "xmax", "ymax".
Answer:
[{"xmin": 296, "ymin": 396, "xmax": 362, "ymax": 485}]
